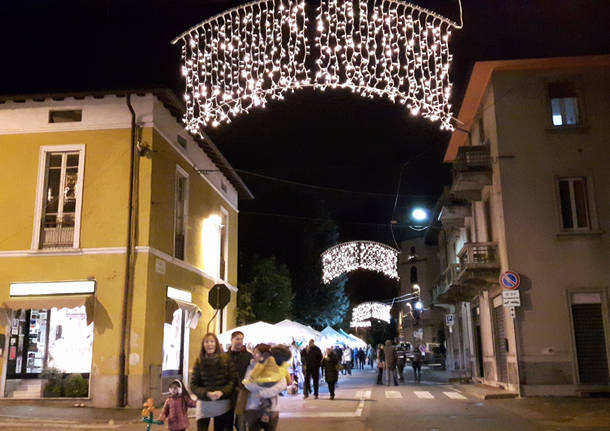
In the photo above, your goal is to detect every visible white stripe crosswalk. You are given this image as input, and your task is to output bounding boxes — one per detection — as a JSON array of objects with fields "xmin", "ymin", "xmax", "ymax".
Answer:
[
  {"xmin": 362, "ymin": 390, "xmax": 468, "ymax": 400},
  {"xmin": 414, "ymin": 391, "xmax": 434, "ymax": 399},
  {"xmin": 443, "ymin": 391, "xmax": 467, "ymax": 399}
]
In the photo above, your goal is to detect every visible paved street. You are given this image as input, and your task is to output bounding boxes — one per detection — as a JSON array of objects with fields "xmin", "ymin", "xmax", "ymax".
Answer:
[{"xmin": 1, "ymin": 367, "xmax": 609, "ymax": 430}]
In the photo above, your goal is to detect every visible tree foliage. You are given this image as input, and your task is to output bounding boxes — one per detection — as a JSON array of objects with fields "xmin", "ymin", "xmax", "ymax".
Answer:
[
  {"xmin": 237, "ymin": 255, "xmax": 294, "ymax": 324},
  {"xmin": 291, "ymin": 215, "xmax": 350, "ymax": 329}
]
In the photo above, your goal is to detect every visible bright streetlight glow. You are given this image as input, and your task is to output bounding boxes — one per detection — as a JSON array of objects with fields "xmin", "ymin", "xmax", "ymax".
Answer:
[
  {"xmin": 414, "ymin": 301, "xmax": 424, "ymax": 310},
  {"xmin": 411, "ymin": 208, "xmax": 428, "ymax": 222}
]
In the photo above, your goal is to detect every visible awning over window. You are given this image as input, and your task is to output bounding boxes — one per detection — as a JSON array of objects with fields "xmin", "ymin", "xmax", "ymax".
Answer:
[
  {"xmin": 165, "ymin": 298, "xmax": 202, "ymax": 329},
  {"xmin": 2, "ymin": 294, "xmax": 95, "ymax": 325}
]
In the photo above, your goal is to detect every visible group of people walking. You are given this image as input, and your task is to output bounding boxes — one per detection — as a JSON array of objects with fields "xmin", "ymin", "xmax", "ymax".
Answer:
[
  {"xmin": 376, "ymin": 340, "xmax": 424, "ymax": 385},
  {"xmin": 156, "ymin": 332, "xmax": 424, "ymax": 431}
]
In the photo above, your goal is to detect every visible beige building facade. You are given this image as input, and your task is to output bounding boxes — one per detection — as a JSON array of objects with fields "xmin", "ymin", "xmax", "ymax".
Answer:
[{"xmin": 433, "ymin": 55, "xmax": 610, "ymax": 395}]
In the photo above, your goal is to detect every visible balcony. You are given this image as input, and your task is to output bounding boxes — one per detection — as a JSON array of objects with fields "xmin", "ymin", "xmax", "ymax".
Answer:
[
  {"xmin": 439, "ymin": 201, "xmax": 471, "ymax": 227},
  {"xmin": 40, "ymin": 225, "xmax": 75, "ymax": 249},
  {"xmin": 456, "ymin": 242, "xmax": 500, "ymax": 286},
  {"xmin": 450, "ymin": 145, "xmax": 492, "ymax": 201}
]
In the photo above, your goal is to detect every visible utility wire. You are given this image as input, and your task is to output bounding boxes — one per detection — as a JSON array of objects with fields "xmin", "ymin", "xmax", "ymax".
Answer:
[{"xmin": 235, "ymin": 168, "xmax": 436, "ymax": 199}]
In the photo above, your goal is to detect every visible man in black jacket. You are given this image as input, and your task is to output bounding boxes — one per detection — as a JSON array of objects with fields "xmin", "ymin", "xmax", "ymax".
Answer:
[
  {"xmin": 228, "ymin": 331, "xmax": 252, "ymax": 431},
  {"xmin": 301, "ymin": 339, "xmax": 322, "ymax": 399}
]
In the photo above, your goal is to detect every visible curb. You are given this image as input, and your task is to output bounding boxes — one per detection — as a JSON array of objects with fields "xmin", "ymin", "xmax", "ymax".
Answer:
[{"xmin": 484, "ymin": 393, "xmax": 518, "ymax": 400}]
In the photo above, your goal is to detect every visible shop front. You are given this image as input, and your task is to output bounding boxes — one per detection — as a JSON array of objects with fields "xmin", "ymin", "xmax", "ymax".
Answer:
[
  {"xmin": 161, "ymin": 286, "xmax": 201, "ymax": 393},
  {"xmin": 2, "ymin": 281, "xmax": 95, "ymax": 399}
]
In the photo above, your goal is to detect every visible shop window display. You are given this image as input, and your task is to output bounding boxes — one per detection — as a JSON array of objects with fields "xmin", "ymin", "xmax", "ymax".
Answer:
[{"xmin": 6, "ymin": 305, "xmax": 93, "ymax": 380}]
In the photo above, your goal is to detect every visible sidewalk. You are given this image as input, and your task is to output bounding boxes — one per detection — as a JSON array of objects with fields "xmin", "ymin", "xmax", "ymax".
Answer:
[{"xmin": 0, "ymin": 404, "xmax": 141, "ymax": 425}]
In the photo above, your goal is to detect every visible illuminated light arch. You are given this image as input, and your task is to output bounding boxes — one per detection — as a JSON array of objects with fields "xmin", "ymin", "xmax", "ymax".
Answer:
[
  {"xmin": 173, "ymin": 0, "xmax": 461, "ymax": 132},
  {"xmin": 350, "ymin": 301, "xmax": 391, "ymax": 327},
  {"xmin": 321, "ymin": 240, "xmax": 399, "ymax": 284}
]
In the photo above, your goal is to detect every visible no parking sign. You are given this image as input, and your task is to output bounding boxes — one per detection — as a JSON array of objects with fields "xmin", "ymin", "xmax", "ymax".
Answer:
[{"xmin": 499, "ymin": 271, "xmax": 520, "ymax": 290}]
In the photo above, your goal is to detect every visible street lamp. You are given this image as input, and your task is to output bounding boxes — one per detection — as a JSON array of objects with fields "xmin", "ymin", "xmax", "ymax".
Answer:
[{"xmin": 407, "ymin": 207, "xmax": 430, "ymax": 232}]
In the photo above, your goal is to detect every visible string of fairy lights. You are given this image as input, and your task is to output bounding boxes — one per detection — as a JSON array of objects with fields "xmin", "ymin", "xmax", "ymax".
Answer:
[
  {"xmin": 321, "ymin": 240, "xmax": 399, "ymax": 284},
  {"xmin": 173, "ymin": 0, "xmax": 461, "ymax": 133}
]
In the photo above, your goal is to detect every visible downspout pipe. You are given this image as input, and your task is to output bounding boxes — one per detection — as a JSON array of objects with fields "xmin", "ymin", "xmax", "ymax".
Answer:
[{"xmin": 119, "ymin": 94, "xmax": 138, "ymax": 407}]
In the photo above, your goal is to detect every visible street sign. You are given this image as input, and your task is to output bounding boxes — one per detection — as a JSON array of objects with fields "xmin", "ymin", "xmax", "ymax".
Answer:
[
  {"xmin": 500, "ymin": 271, "xmax": 520, "ymax": 290},
  {"xmin": 208, "ymin": 284, "xmax": 231, "ymax": 309},
  {"xmin": 445, "ymin": 314, "xmax": 455, "ymax": 326},
  {"xmin": 502, "ymin": 290, "xmax": 521, "ymax": 307}
]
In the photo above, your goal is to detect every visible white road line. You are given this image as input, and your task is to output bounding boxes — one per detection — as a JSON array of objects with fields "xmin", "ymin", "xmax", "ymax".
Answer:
[
  {"xmin": 443, "ymin": 391, "xmax": 467, "ymax": 400},
  {"xmin": 355, "ymin": 390, "xmax": 371, "ymax": 399},
  {"xmin": 385, "ymin": 390, "xmax": 403, "ymax": 399},
  {"xmin": 414, "ymin": 391, "xmax": 434, "ymax": 399}
]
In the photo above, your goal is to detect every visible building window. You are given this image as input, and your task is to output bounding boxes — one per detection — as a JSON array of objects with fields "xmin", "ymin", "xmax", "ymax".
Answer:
[
  {"xmin": 558, "ymin": 177, "xmax": 590, "ymax": 231},
  {"xmin": 219, "ymin": 208, "xmax": 229, "ymax": 281},
  {"xmin": 35, "ymin": 147, "xmax": 85, "ymax": 249},
  {"xmin": 177, "ymin": 135, "xmax": 187, "ymax": 149},
  {"xmin": 48, "ymin": 109, "xmax": 82, "ymax": 123},
  {"xmin": 174, "ymin": 167, "xmax": 189, "ymax": 260},
  {"xmin": 549, "ymin": 81, "xmax": 580, "ymax": 127}
]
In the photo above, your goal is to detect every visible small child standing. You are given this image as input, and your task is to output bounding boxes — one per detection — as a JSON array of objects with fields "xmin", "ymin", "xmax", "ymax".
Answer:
[{"xmin": 159, "ymin": 379, "xmax": 197, "ymax": 431}]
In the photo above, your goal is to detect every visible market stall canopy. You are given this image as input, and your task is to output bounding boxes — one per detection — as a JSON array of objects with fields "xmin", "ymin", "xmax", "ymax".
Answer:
[
  {"xmin": 218, "ymin": 321, "xmax": 294, "ymax": 347},
  {"xmin": 2, "ymin": 294, "xmax": 95, "ymax": 325},
  {"xmin": 321, "ymin": 326, "xmax": 350, "ymax": 346},
  {"xmin": 275, "ymin": 319, "xmax": 324, "ymax": 343},
  {"xmin": 338, "ymin": 328, "xmax": 367, "ymax": 348}
]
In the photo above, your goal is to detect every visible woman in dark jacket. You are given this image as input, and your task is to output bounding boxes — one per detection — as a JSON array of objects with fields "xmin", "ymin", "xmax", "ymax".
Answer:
[
  {"xmin": 190, "ymin": 332, "xmax": 237, "ymax": 431},
  {"xmin": 321, "ymin": 347, "xmax": 339, "ymax": 399}
]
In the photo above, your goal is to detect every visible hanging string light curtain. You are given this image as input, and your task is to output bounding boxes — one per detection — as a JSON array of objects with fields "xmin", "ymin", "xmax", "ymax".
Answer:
[
  {"xmin": 173, "ymin": 0, "xmax": 461, "ymax": 132},
  {"xmin": 350, "ymin": 301, "xmax": 392, "ymax": 327},
  {"xmin": 321, "ymin": 240, "xmax": 399, "ymax": 284},
  {"xmin": 175, "ymin": 0, "xmax": 310, "ymax": 132}
]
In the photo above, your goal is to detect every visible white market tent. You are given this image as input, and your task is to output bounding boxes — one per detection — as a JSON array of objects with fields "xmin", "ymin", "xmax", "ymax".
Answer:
[
  {"xmin": 321, "ymin": 326, "xmax": 351, "ymax": 347},
  {"xmin": 275, "ymin": 319, "xmax": 325, "ymax": 344},
  {"xmin": 218, "ymin": 321, "xmax": 294, "ymax": 347},
  {"xmin": 338, "ymin": 328, "xmax": 367, "ymax": 348}
]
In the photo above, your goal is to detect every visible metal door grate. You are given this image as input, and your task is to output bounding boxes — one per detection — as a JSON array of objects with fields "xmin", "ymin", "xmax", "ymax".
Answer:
[
  {"xmin": 572, "ymin": 304, "xmax": 609, "ymax": 384},
  {"xmin": 493, "ymin": 305, "xmax": 508, "ymax": 383}
]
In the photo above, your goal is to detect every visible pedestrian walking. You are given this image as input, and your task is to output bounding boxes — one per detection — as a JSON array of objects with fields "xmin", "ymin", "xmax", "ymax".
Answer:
[
  {"xmin": 357, "ymin": 348, "xmax": 366, "ymax": 369},
  {"xmin": 158, "ymin": 379, "xmax": 196, "ymax": 431},
  {"xmin": 301, "ymin": 339, "xmax": 323, "ymax": 399},
  {"xmin": 341, "ymin": 346, "xmax": 353, "ymax": 375},
  {"xmin": 321, "ymin": 347, "xmax": 339, "ymax": 400},
  {"xmin": 395, "ymin": 343, "xmax": 407, "ymax": 382},
  {"xmin": 412, "ymin": 345, "xmax": 423, "ymax": 383},
  {"xmin": 228, "ymin": 331, "xmax": 253, "ymax": 431},
  {"xmin": 368, "ymin": 345, "xmax": 375, "ymax": 369},
  {"xmin": 384, "ymin": 340, "xmax": 399, "ymax": 386},
  {"xmin": 190, "ymin": 333, "xmax": 236, "ymax": 431},
  {"xmin": 376, "ymin": 344, "xmax": 384, "ymax": 385},
  {"xmin": 243, "ymin": 344, "xmax": 288, "ymax": 431}
]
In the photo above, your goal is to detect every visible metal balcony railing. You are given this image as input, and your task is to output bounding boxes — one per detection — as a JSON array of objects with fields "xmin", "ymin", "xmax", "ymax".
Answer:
[
  {"xmin": 41, "ymin": 226, "xmax": 75, "ymax": 248},
  {"xmin": 457, "ymin": 242, "xmax": 498, "ymax": 266},
  {"xmin": 453, "ymin": 145, "xmax": 491, "ymax": 172}
]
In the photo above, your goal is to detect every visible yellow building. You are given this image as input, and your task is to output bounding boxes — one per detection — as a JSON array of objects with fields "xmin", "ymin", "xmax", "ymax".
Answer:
[{"xmin": 0, "ymin": 89, "xmax": 253, "ymax": 407}]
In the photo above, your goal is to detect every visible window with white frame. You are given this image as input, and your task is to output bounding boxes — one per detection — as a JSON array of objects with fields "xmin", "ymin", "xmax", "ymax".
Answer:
[
  {"xmin": 558, "ymin": 176, "xmax": 591, "ymax": 231},
  {"xmin": 35, "ymin": 147, "xmax": 85, "ymax": 249},
  {"xmin": 174, "ymin": 167, "xmax": 189, "ymax": 260},
  {"xmin": 549, "ymin": 81, "xmax": 580, "ymax": 127},
  {"xmin": 219, "ymin": 208, "xmax": 229, "ymax": 281}
]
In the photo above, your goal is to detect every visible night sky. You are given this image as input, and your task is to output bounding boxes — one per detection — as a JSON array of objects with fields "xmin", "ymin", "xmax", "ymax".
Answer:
[{"xmin": 2, "ymin": 1, "xmax": 608, "ymax": 299}]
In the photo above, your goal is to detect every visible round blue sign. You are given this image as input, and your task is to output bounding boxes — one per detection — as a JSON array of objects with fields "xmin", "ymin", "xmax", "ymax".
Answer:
[{"xmin": 500, "ymin": 271, "xmax": 520, "ymax": 290}]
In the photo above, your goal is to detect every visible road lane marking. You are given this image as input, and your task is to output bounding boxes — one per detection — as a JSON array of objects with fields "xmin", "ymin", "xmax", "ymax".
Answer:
[
  {"xmin": 385, "ymin": 390, "xmax": 403, "ymax": 399},
  {"xmin": 443, "ymin": 391, "xmax": 467, "ymax": 400},
  {"xmin": 355, "ymin": 390, "xmax": 371, "ymax": 399},
  {"xmin": 414, "ymin": 391, "xmax": 434, "ymax": 399}
]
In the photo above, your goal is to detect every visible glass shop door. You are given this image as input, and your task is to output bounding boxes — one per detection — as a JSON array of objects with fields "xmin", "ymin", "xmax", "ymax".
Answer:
[{"xmin": 7, "ymin": 309, "xmax": 50, "ymax": 379}]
